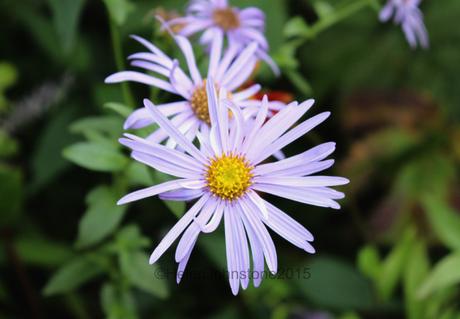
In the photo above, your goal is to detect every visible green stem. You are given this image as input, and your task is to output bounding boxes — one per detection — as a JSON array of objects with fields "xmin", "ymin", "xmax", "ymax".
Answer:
[
  {"xmin": 309, "ymin": 0, "xmax": 376, "ymax": 39},
  {"xmin": 109, "ymin": 20, "xmax": 135, "ymax": 108}
]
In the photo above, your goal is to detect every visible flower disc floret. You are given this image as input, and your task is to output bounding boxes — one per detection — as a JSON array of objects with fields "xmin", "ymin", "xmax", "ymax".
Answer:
[{"xmin": 206, "ymin": 154, "xmax": 253, "ymax": 200}]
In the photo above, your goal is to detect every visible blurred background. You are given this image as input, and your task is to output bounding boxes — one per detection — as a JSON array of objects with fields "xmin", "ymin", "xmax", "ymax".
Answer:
[{"xmin": 1, "ymin": 0, "xmax": 460, "ymax": 318}]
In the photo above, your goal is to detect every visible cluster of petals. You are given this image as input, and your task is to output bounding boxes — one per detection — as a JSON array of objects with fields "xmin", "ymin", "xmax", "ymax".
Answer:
[
  {"xmin": 117, "ymin": 80, "xmax": 349, "ymax": 294},
  {"xmin": 379, "ymin": 0, "xmax": 429, "ymax": 49}
]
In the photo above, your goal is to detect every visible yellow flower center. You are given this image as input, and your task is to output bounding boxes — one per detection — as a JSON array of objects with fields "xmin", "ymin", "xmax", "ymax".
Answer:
[
  {"xmin": 190, "ymin": 81, "xmax": 211, "ymax": 124},
  {"xmin": 212, "ymin": 8, "xmax": 240, "ymax": 31},
  {"xmin": 206, "ymin": 154, "xmax": 253, "ymax": 201},
  {"xmin": 190, "ymin": 79, "xmax": 232, "ymax": 125}
]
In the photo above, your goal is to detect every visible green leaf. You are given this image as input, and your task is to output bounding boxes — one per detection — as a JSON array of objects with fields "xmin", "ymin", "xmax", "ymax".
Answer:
[
  {"xmin": 312, "ymin": 0, "xmax": 335, "ymax": 18},
  {"xmin": 418, "ymin": 253, "xmax": 460, "ymax": 299},
  {"xmin": 104, "ymin": 102, "xmax": 133, "ymax": 118},
  {"xmin": 126, "ymin": 162, "xmax": 154, "ymax": 187},
  {"xmin": 43, "ymin": 257, "xmax": 104, "ymax": 296},
  {"xmin": 114, "ymin": 225, "xmax": 150, "ymax": 252},
  {"xmin": 422, "ymin": 195, "xmax": 460, "ymax": 251},
  {"xmin": 119, "ymin": 251, "xmax": 169, "ymax": 299},
  {"xmin": 284, "ymin": 17, "xmax": 311, "ymax": 38},
  {"xmin": 404, "ymin": 240, "xmax": 430, "ymax": 319},
  {"xmin": 101, "ymin": 283, "xmax": 138, "ymax": 319},
  {"xmin": 63, "ymin": 142, "xmax": 128, "ymax": 172},
  {"xmin": 0, "ymin": 62, "xmax": 18, "ymax": 90},
  {"xmin": 47, "ymin": 0, "xmax": 85, "ymax": 53},
  {"xmin": 15, "ymin": 236, "xmax": 74, "ymax": 268},
  {"xmin": 70, "ymin": 115, "xmax": 124, "ymax": 139},
  {"xmin": 31, "ymin": 107, "xmax": 78, "ymax": 191},
  {"xmin": 376, "ymin": 227, "xmax": 416, "ymax": 300},
  {"xmin": 0, "ymin": 165, "xmax": 23, "ymax": 226},
  {"xmin": 296, "ymin": 256, "xmax": 374, "ymax": 310},
  {"xmin": 0, "ymin": 130, "xmax": 18, "ymax": 158},
  {"xmin": 102, "ymin": 0, "xmax": 134, "ymax": 25},
  {"xmin": 357, "ymin": 245, "xmax": 381, "ymax": 280},
  {"xmin": 76, "ymin": 186, "xmax": 127, "ymax": 248}
]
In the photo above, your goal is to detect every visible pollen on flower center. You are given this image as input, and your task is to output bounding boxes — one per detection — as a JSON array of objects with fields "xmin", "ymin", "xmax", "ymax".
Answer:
[
  {"xmin": 206, "ymin": 154, "xmax": 253, "ymax": 201},
  {"xmin": 212, "ymin": 8, "xmax": 240, "ymax": 31},
  {"xmin": 190, "ymin": 81, "xmax": 211, "ymax": 124}
]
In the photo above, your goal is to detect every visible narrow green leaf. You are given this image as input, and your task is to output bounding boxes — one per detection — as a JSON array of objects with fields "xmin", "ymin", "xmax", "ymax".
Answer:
[
  {"xmin": 102, "ymin": 0, "xmax": 134, "ymax": 25},
  {"xmin": 284, "ymin": 17, "xmax": 311, "ymax": 38},
  {"xmin": 70, "ymin": 115, "xmax": 123, "ymax": 138},
  {"xmin": 0, "ymin": 130, "xmax": 18, "ymax": 158},
  {"xmin": 63, "ymin": 142, "xmax": 128, "ymax": 172},
  {"xmin": 101, "ymin": 283, "xmax": 138, "ymax": 319},
  {"xmin": 297, "ymin": 256, "xmax": 375, "ymax": 311},
  {"xmin": 418, "ymin": 253, "xmax": 460, "ymax": 299},
  {"xmin": 47, "ymin": 0, "xmax": 85, "ymax": 53},
  {"xmin": 76, "ymin": 186, "xmax": 126, "ymax": 248},
  {"xmin": 119, "ymin": 251, "xmax": 169, "ymax": 299},
  {"xmin": 357, "ymin": 245, "xmax": 381, "ymax": 280},
  {"xmin": 0, "ymin": 165, "xmax": 23, "ymax": 226},
  {"xmin": 404, "ymin": 240, "xmax": 430, "ymax": 319},
  {"xmin": 43, "ymin": 257, "xmax": 103, "ymax": 296},
  {"xmin": 422, "ymin": 195, "xmax": 460, "ymax": 251},
  {"xmin": 376, "ymin": 227, "xmax": 415, "ymax": 300},
  {"xmin": 15, "ymin": 236, "xmax": 74, "ymax": 267},
  {"xmin": 104, "ymin": 102, "xmax": 133, "ymax": 118}
]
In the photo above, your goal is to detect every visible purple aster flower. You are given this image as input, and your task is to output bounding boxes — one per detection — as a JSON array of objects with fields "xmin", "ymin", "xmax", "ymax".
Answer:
[
  {"xmin": 167, "ymin": 0, "xmax": 279, "ymax": 74},
  {"xmin": 105, "ymin": 34, "xmax": 283, "ymax": 148},
  {"xmin": 117, "ymin": 80, "xmax": 349, "ymax": 295},
  {"xmin": 379, "ymin": 0, "xmax": 429, "ymax": 49}
]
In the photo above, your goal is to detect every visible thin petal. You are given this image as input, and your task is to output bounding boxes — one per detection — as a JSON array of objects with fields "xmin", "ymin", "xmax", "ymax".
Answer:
[{"xmin": 149, "ymin": 193, "xmax": 210, "ymax": 264}]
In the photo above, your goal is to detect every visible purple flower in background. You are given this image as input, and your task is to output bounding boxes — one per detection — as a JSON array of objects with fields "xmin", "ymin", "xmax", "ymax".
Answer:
[
  {"xmin": 168, "ymin": 0, "xmax": 279, "ymax": 74},
  {"xmin": 105, "ymin": 35, "xmax": 283, "ymax": 147},
  {"xmin": 379, "ymin": 0, "xmax": 429, "ymax": 49},
  {"xmin": 117, "ymin": 80, "xmax": 349, "ymax": 295}
]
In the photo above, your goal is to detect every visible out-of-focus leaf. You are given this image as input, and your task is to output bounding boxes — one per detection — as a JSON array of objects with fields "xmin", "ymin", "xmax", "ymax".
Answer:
[
  {"xmin": 0, "ymin": 130, "xmax": 18, "ymax": 158},
  {"xmin": 0, "ymin": 62, "xmax": 18, "ymax": 110},
  {"xmin": 404, "ymin": 240, "xmax": 429, "ymax": 319},
  {"xmin": 114, "ymin": 225, "xmax": 149, "ymax": 252},
  {"xmin": 104, "ymin": 102, "xmax": 133, "ymax": 118},
  {"xmin": 357, "ymin": 245, "xmax": 381, "ymax": 280},
  {"xmin": 200, "ymin": 230, "xmax": 227, "ymax": 270},
  {"xmin": 339, "ymin": 313, "xmax": 362, "ymax": 319},
  {"xmin": 418, "ymin": 253, "xmax": 460, "ymax": 299},
  {"xmin": 284, "ymin": 17, "xmax": 311, "ymax": 38},
  {"xmin": 43, "ymin": 256, "xmax": 104, "ymax": 296},
  {"xmin": 31, "ymin": 107, "xmax": 78, "ymax": 191},
  {"xmin": 15, "ymin": 236, "xmax": 74, "ymax": 268},
  {"xmin": 126, "ymin": 162, "xmax": 154, "ymax": 187},
  {"xmin": 70, "ymin": 115, "xmax": 124, "ymax": 139},
  {"xmin": 0, "ymin": 165, "xmax": 23, "ymax": 226},
  {"xmin": 103, "ymin": 0, "xmax": 135, "ymax": 26},
  {"xmin": 119, "ymin": 251, "xmax": 169, "ymax": 299},
  {"xmin": 101, "ymin": 283, "xmax": 138, "ymax": 319},
  {"xmin": 422, "ymin": 195, "xmax": 460, "ymax": 251},
  {"xmin": 285, "ymin": 69, "xmax": 313, "ymax": 96},
  {"xmin": 376, "ymin": 227, "xmax": 415, "ymax": 300},
  {"xmin": 296, "ymin": 256, "xmax": 374, "ymax": 311},
  {"xmin": 396, "ymin": 153, "xmax": 455, "ymax": 200},
  {"xmin": 47, "ymin": 0, "xmax": 85, "ymax": 53},
  {"xmin": 313, "ymin": 0, "xmax": 335, "ymax": 17},
  {"xmin": 76, "ymin": 186, "xmax": 127, "ymax": 248},
  {"xmin": 63, "ymin": 142, "xmax": 128, "ymax": 172}
]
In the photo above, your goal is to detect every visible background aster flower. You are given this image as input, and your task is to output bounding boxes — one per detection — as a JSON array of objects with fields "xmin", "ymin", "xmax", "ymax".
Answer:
[
  {"xmin": 105, "ymin": 34, "xmax": 283, "ymax": 147},
  {"xmin": 379, "ymin": 0, "xmax": 429, "ymax": 49},
  {"xmin": 117, "ymin": 80, "xmax": 349, "ymax": 295},
  {"xmin": 167, "ymin": 0, "xmax": 280, "ymax": 75}
]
